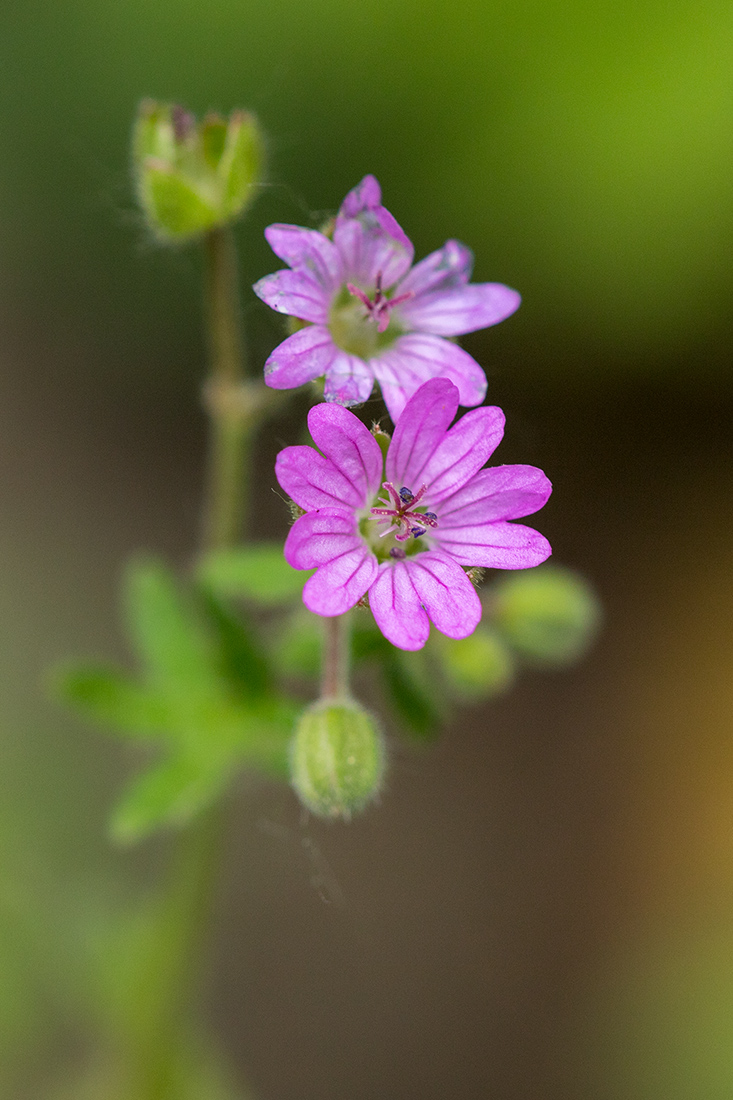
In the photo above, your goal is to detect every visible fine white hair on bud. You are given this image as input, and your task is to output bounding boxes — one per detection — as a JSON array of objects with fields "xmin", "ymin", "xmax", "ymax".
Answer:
[{"xmin": 290, "ymin": 700, "xmax": 385, "ymax": 820}]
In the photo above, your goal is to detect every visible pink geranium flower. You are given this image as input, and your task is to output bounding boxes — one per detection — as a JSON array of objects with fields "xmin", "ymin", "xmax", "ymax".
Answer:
[
  {"xmin": 254, "ymin": 176, "xmax": 520, "ymax": 421},
  {"xmin": 276, "ymin": 378, "xmax": 551, "ymax": 651}
]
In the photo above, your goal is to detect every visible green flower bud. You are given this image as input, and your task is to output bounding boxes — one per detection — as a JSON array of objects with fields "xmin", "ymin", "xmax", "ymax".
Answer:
[
  {"xmin": 492, "ymin": 565, "xmax": 602, "ymax": 666},
  {"xmin": 132, "ymin": 100, "xmax": 264, "ymax": 243},
  {"xmin": 439, "ymin": 627, "xmax": 515, "ymax": 698},
  {"xmin": 290, "ymin": 700, "xmax": 385, "ymax": 820}
]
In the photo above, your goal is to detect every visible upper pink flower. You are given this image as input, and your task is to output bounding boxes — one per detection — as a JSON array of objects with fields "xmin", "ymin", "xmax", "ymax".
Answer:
[
  {"xmin": 254, "ymin": 176, "xmax": 521, "ymax": 422},
  {"xmin": 276, "ymin": 378, "xmax": 551, "ymax": 651}
]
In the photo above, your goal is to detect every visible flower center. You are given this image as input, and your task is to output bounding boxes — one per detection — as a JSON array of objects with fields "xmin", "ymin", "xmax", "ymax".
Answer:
[
  {"xmin": 328, "ymin": 273, "xmax": 412, "ymax": 359},
  {"xmin": 359, "ymin": 482, "xmax": 438, "ymax": 563}
]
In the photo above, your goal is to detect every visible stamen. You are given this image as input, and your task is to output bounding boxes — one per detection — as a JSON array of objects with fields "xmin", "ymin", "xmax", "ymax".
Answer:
[
  {"xmin": 346, "ymin": 271, "xmax": 414, "ymax": 333},
  {"xmin": 389, "ymin": 547, "xmax": 407, "ymax": 560},
  {"xmin": 399, "ymin": 486, "xmax": 414, "ymax": 504}
]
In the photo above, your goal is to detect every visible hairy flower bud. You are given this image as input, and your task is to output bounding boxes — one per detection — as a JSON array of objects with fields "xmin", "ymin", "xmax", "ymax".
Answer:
[
  {"xmin": 290, "ymin": 700, "xmax": 385, "ymax": 820},
  {"xmin": 132, "ymin": 100, "xmax": 264, "ymax": 243}
]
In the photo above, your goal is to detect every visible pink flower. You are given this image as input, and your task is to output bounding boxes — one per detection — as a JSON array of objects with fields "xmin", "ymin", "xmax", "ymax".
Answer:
[
  {"xmin": 276, "ymin": 378, "xmax": 551, "ymax": 651},
  {"xmin": 254, "ymin": 176, "xmax": 520, "ymax": 422}
]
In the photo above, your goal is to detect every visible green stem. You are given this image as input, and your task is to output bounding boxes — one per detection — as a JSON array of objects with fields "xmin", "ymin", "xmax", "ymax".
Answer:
[
  {"xmin": 201, "ymin": 225, "xmax": 249, "ymax": 551},
  {"xmin": 321, "ymin": 613, "xmax": 351, "ymax": 701},
  {"xmin": 133, "ymin": 227, "xmax": 257, "ymax": 1098}
]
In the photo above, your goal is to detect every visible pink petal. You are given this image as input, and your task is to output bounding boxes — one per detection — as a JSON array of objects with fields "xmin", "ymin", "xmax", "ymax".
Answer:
[
  {"xmin": 276, "ymin": 446, "xmax": 368, "ymax": 511},
  {"xmin": 263, "ymin": 225, "xmax": 343, "ymax": 291},
  {"xmin": 385, "ymin": 378, "xmax": 459, "ymax": 491},
  {"xmin": 338, "ymin": 175, "xmax": 384, "ymax": 217},
  {"xmin": 302, "ymin": 546, "xmax": 378, "ymax": 617},
  {"xmin": 438, "ymin": 466, "xmax": 552, "ymax": 525},
  {"xmin": 334, "ymin": 176, "xmax": 414, "ymax": 289},
  {"xmin": 323, "ymin": 351, "xmax": 375, "ymax": 407},
  {"xmin": 405, "ymin": 552, "xmax": 482, "ymax": 639},
  {"xmin": 284, "ymin": 508, "xmax": 363, "ymax": 568},
  {"xmin": 253, "ymin": 269, "xmax": 329, "ymax": 323},
  {"xmin": 400, "ymin": 405, "xmax": 506, "ymax": 505},
  {"xmin": 398, "ymin": 282, "xmax": 521, "ymax": 336},
  {"xmin": 307, "ymin": 403, "xmax": 383, "ymax": 504},
  {"xmin": 434, "ymin": 520, "xmax": 552, "ymax": 569},
  {"xmin": 368, "ymin": 552, "xmax": 481, "ymax": 650},
  {"xmin": 263, "ymin": 325, "xmax": 337, "ymax": 391},
  {"xmin": 395, "ymin": 239, "xmax": 473, "ymax": 298},
  {"xmin": 371, "ymin": 333, "xmax": 487, "ymax": 421},
  {"xmin": 368, "ymin": 560, "xmax": 430, "ymax": 651}
]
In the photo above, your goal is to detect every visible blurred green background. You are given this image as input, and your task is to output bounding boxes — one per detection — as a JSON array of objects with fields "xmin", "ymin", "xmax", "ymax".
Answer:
[{"xmin": 1, "ymin": 0, "xmax": 733, "ymax": 1096}]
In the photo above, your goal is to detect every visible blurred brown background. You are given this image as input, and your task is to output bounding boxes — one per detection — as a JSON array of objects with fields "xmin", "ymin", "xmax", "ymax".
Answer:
[{"xmin": 0, "ymin": 0, "xmax": 732, "ymax": 1096}]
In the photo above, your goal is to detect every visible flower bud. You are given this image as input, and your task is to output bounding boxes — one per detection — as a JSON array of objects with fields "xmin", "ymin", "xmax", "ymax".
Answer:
[
  {"xmin": 132, "ymin": 100, "xmax": 264, "ymax": 243},
  {"xmin": 290, "ymin": 700, "xmax": 385, "ymax": 820},
  {"xmin": 493, "ymin": 565, "xmax": 601, "ymax": 666}
]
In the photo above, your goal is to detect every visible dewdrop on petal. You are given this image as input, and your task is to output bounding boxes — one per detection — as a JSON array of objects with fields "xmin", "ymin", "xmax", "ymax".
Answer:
[{"xmin": 290, "ymin": 700, "xmax": 385, "ymax": 820}]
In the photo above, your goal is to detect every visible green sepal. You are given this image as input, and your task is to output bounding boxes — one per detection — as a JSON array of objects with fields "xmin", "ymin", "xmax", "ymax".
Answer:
[
  {"xmin": 197, "ymin": 543, "xmax": 311, "ymax": 605},
  {"xmin": 218, "ymin": 110, "xmax": 263, "ymax": 218},
  {"xmin": 140, "ymin": 165, "xmax": 217, "ymax": 241}
]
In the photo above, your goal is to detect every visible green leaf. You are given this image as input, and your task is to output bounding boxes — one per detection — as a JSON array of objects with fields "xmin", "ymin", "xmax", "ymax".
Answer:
[
  {"xmin": 198, "ymin": 543, "xmax": 311, "ymax": 605},
  {"xmin": 124, "ymin": 558, "xmax": 220, "ymax": 701},
  {"xmin": 382, "ymin": 650, "xmax": 442, "ymax": 740},
  {"xmin": 197, "ymin": 587, "xmax": 270, "ymax": 702},
  {"xmin": 110, "ymin": 753, "xmax": 230, "ymax": 844},
  {"xmin": 51, "ymin": 662, "xmax": 172, "ymax": 738}
]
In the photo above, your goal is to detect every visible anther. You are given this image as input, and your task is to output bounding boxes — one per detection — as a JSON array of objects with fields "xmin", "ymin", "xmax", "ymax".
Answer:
[{"xmin": 389, "ymin": 547, "xmax": 407, "ymax": 560}]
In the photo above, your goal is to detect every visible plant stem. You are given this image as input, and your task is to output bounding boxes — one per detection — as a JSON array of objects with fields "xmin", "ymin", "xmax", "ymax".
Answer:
[
  {"xmin": 201, "ymin": 225, "xmax": 249, "ymax": 551},
  {"xmin": 321, "ymin": 613, "xmax": 351, "ymax": 700},
  {"xmin": 135, "ymin": 226, "xmax": 255, "ymax": 1098}
]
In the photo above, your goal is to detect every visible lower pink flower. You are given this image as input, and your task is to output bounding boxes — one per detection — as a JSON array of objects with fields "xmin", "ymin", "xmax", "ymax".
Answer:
[{"xmin": 275, "ymin": 378, "xmax": 552, "ymax": 650}]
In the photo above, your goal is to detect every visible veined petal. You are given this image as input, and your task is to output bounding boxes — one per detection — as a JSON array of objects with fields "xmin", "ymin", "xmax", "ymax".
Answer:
[
  {"xmin": 409, "ymin": 405, "xmax": 506, "ymax": 504},
  {"xmin": 263, "ymin": 225, "xmax": 343, "ymax": 291},
  {"xmin": 284, "ymin": 508, "xmax": 362, "ymax": 568},
  {"xmin": 385, "ymin": 378, "xmax": 459, "ymax": 491},
  {"xmin": 368, "ymin": 560, "xmax": 430, "ymax": 651},
  {"xmin": 398, "ymin": 282, "xmax": 521, "ymax": 336},
  {"xmin": 334, "ymin": 176, "xmax": 414, "ymax": 288},
  {"xmin": 323, "ymin": 351, "xmax": 375, "ymax": 407},
  {"xmin": 438, "ymin": 466, "xmax": 552, "ymax": 525},
  {"xmin": 302, "ymin": 546, "xmax": 378, "ymax": 616},
  {"xmin": 276, "ymin": 446, "xmax": 368, "ymax": 511},
  {"xmin": 253, "ymin": 269, "xmax": 329, "ymax": 323},
  {"xmin": 368, "ymin": 552, "xmax": 481, "ymax": 650},
  {"xmin": 263, "ymin": 325, "xmax": 337, "ymax": 391},
  {"xmin": 307, "ymin": 403, "xmax": 383, "ymax": 504},
  {"xmin": 371, "ymin": 333, "xmax": 487, "ymax": 421},
  {"xmin": 434, "ymin": 520, "xmax": 552, "ymax": 569},
  {"xmin": 405, "ymin": 553, "xmax": 482, "ymax": 639},
  {"xmin": 395, "ymin": 239, "xmax": 473, "ymax": 298}
]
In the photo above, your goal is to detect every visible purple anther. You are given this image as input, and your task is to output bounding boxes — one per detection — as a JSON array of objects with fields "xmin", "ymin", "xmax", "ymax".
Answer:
[
  {"xmin": 411, "ymin": 527, "xmax": 426, "ymax": 538},
  {"xmin": 389, "ymin": 547, "xmax": 407, "ymax": 560},
  {"xmin": 399, "ymin": 486, "xmax": 414, "ymax": 504}
]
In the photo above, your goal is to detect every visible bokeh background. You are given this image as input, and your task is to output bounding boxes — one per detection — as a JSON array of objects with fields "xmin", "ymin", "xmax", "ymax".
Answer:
[{"xmin": 1, "ymin": 0, "xmax": 732, "ymax": 1096}]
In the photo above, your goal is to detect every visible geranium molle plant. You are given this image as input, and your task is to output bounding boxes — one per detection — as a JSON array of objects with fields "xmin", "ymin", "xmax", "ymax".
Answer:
[
  {"xmin": 254, "ymin": 176, "xmax": 520, "ymax": 420},
  {"xmin": 276, "ymin": 378, "xmax": 552, "ymax": 650}
]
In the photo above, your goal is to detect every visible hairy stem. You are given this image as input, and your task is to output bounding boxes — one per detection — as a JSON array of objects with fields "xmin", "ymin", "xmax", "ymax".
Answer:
[{"xmin": 321, "ymin": 613, "xmax": 351, "ymax": 700}]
